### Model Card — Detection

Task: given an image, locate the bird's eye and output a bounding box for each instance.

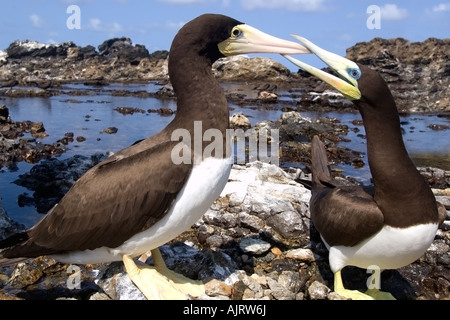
[348,68,361,80]
[232,27,242,38]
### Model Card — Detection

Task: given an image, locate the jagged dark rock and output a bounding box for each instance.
[98,37,150,62]
[6,40,76,59]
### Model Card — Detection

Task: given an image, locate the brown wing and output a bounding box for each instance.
[3,138,192,258]
[310,135,384,247]
[310,185,384,247]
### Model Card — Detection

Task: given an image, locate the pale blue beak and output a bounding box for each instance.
[283,35,362,100]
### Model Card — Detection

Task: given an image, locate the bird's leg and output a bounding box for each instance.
[122,248,205,300]
[333,270,374,300]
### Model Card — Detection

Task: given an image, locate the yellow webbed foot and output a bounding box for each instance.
[334,270,374,300]
[365,289,396,300]
[335,288,375,300]
[122,248,205,300]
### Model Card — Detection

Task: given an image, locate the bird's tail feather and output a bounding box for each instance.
[311,135,332,188]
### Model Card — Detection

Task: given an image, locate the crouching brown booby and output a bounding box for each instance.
[283,36,443,300]
[0,14,310,300]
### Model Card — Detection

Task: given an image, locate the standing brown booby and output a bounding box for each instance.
[283,36,443,300]
[0,14,309,300]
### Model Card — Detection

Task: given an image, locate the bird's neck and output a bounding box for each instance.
[169,54,229,132]
[357,99,438,226]
[359,101,413,183]
[167,53,231,162]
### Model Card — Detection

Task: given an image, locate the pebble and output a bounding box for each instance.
[285,248,316,262]
[307,281,331,300]
[239,237,271,255]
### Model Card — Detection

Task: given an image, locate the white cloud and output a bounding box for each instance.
[111,22,124,33]
[88,18,123,33]
[432,3,450,12]
[240,0,326,11]
[380,4,408,20]
[30,14,45,28]
[89,18,102,31]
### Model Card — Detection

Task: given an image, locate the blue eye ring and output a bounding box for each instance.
[348,68,361,80]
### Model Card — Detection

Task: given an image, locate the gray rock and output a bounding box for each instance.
[266,277,296,300]
[239,237,271,255]
[307,280,331,300]
[0,201,25,240]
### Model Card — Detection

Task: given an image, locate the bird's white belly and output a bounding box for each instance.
[52,156,232,264]
[326,223,439,273]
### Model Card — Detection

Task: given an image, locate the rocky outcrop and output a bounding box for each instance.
[345,37,450,113]
[347,38,450,68]
[0,37,449,113]
[98,37,149,61]
[213,56,294,82]
[0,38,169,84]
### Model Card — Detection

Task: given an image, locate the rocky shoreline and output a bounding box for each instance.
[0,37,449,300]
[0,36,449,114]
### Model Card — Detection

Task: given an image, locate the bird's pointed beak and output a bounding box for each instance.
[218,24,311,56]
[282,35,362,100]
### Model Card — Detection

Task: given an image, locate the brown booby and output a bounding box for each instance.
[283,36,442,300]
[0,14,309,299]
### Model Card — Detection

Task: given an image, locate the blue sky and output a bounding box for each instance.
[0,1,449,69]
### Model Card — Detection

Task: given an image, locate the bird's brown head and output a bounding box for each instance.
[170,14,311,65]
[283,37,398,113]
[352,64,396,110]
